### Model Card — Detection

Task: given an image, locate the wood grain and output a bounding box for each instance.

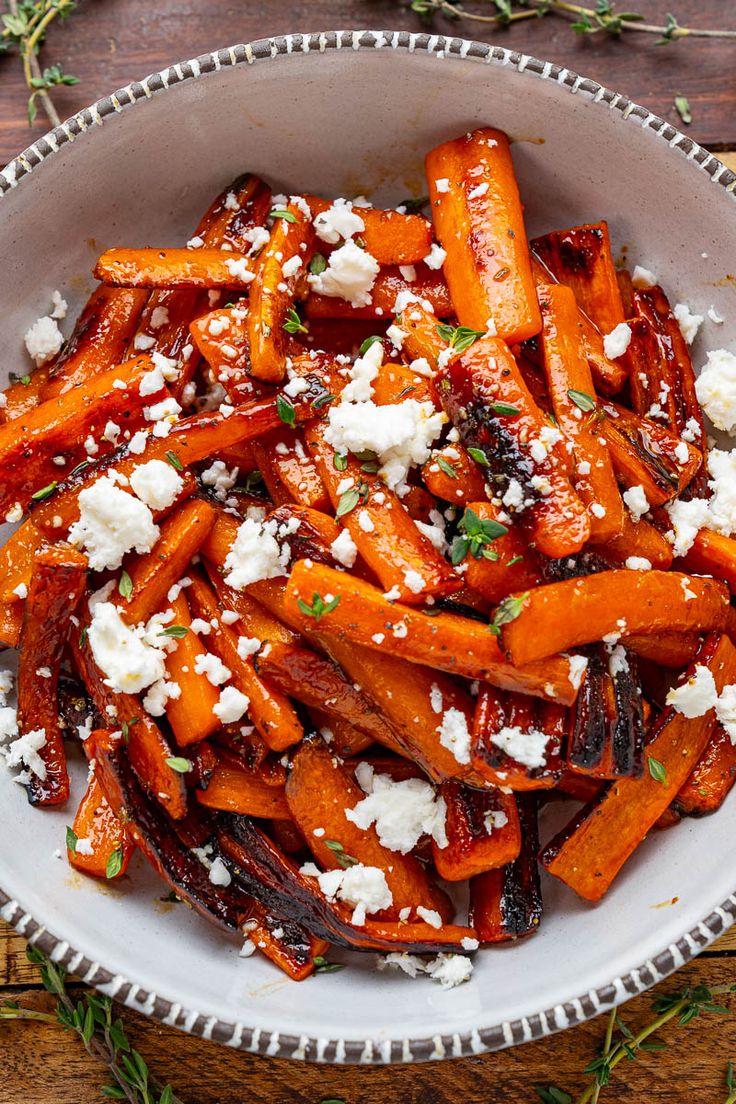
[1,0,736,166]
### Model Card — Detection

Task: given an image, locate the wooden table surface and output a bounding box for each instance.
[3,2,736,1100]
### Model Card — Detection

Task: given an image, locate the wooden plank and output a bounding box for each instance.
[0,0,735,167]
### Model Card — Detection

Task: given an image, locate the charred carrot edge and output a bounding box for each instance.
[437,335,590,559]
[538,283,625,542]
[195,173,273,254]
[624,632,702,669]
[500,570,730,667]
[599,400,702,507]
[426,127,541,343]
[244,911,328,982]
[67,775,135,879]
[41,287,150,400]
[284,558,584,704]
[592,512,674,570]
[541,633,736,901]
[566,644,644,780]
[196,760,291,819]
[305,264,452,320]
[255,637,401,748]
[94,248,256,289]
[163,592,221,746]
[531,222,626,336]
[470,684,566,791]
[530,255,627,396]
[681,530,736,596]
[431,783,521,882]
[116,499,216,626]
[675,723,736,817]
[422,445,488,505]
[286,737,453,921]
[0,520,44,603]
[469,795,542,943]
[188,570,304,752]
[460,502,542,606]
[306,197,433,265]
[249,428,330,513]
[72,633,188,819]
[17,544,88,805]
[247,200,315,382]
[305,421,462,605]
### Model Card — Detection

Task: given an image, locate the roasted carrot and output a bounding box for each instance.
[538,283,625,542]
[470,795,542,943]
[624,632,701,668]
[531,222,626,336]
[395,301,450,370]
[306,197,433,265]
[460,502,542,605]
[675,723,736,817]
[0,598,23,648]
[196,759,291,819]
[0,520,44,604]
[371,359,435,407]
[599,400,702,506]
[116,499,216,626]
[437,335,590,558]
[471,684,566,790]
[244,910,329,982]
[681,530,736,595]
[189,301,252,401]
[162,591,221,746]
[541,633,736,900]
[421,445,488,505]
[17,544,87,805]
[426,127,541,343]
[305,264,452,320]
[595,512,674,570]
[431,783,521,881]
[249,429,330,513]
[94,248,256,290]
[500,570,731,666]
[285,558,585,704]
[566,644,645,779]
[286,737,453,921]
[67,775,135,879]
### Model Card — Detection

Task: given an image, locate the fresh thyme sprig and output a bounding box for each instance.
[1,945,183,1104]
[536,981,736,1104]
[403,0,736,43]
[2,0,79,126]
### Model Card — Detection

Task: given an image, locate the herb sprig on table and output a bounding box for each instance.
[1,945,183,1104]
[401,0,736,43]
[1,0,79,126]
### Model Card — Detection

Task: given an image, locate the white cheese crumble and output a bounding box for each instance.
[665,664,718,718]
[625,556,652,571]
[345,762,447,853]
[313,198,365,244]
[223,516,289,590]
[330,528,358,568]
[208,856,232,887]
[311,862,393,926]
[194,652,231,686]
[631,265,657,288]
[129,459,183,511]
[88,603,167,694]
[325,400,446,492]
[213,685,250,724]
[490,725,549,770]
[715,684,736,744]
[695,348,736,434]
[224,256,255,283]
[68,476,159,571]
[5,727,47,780]
[603,322,632,360]
[307,239,379,308]
[622,484,650,523]
[673,302,704,345]
[437,708,471,765]
[378,952,474,990]
[665,448,736,554]
[423,243,446,270]
[24,314,64,366]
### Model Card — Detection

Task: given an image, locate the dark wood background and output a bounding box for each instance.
[3,2,736,1100]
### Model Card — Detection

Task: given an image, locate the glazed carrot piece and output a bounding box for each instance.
[203,565,300,647]
[247,200,315,382]
[0,520,44,604]
[305,264,452,320]
[371,360,435,407]
[0,599,23,647]
[286,738,453,921]
[426,127,541,342]
[17,544,87,805]
[307,709,375,757]
[94,248,256,289]
[595,512,673,570]
[531,222,626,336]
[249,429,330,512]
[431,783,521,882]
[599,400,702,506]
[566,644,645,779]
[284,559,584,704]
[470,796,542,943]
[304,421,461,605]
[306,197,433,265]
[41,287,150,400]
[437,336,590,558]
[681,530,736,595]
[67,775,135,879]
[163,592,221,746]
[460,502,542,606]
[500,570,730,666]
[675,723,736,817]
[421,444,487,505]
[116,499,216,626]
[72,633,188,819]
[193,172,273,254]
[542,633,736,900]
[471,684,566,790]
[395,301,450,370]
[187,571,304,752]
[530,254,627,396]
[0,354,167,517]
[255,637,402,751]
[245,910,329,982]
[624,632,701,669]
[2,364,54,422]
[189,301,253,402]
[538,283,625,542]
[196,759,291,819]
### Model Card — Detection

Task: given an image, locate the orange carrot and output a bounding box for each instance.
[305,264,452,320]
[460,502,542,605]
[681,530,736,596]
[249,428,330,512]
[163,592,221,746]
[68,775,135,879]
[94,248,255,289]
[421,444,488,506]
[471,684,566,790]
[431,783,521,881]
[531,222,626,335]
[196,759,291,819]
[306,197,433,265]
[599,400,702,506]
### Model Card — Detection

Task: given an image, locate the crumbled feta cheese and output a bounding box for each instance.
[24,315,63,366]
[325,399,446,491]
[345,763,447,853]
[603,322,632,360]
[715,684,736,744]
[567,654,588,689]
[357,510,374,533]
[490,725,549,769]
[213,685,250,724]
[281,255,302,279]
[666,664,718,718]
[313,198,365,244]
[129,459,183,511]
[424,953,474,989]
[74,837,94,856]
[423,243,446,270]
[88,603,166,694]
[622,484,650,523]
[200,460,239,501]
[708,305,725,325]
[223,516,288,590]
[4,726,47,779]
[208,856,232,886]
[51,290,67,320]
[224,256,255,283]
[695,349,736,433]
[403,569,425,594]
[341,339,383,402]
[625,556,652,571]
[416,906,442,928]
[631,265,657,288]
[313,862,392,926]
[12,583,27,600]
[330,528,358,568]
[434,178,450,194]
[139,366,166,397]
[665,447,736,554]
[142,678,181,716]
[307,239,379,308]
[194,652,231,686]
[236,636,261,660]
[68,476,159,571]
[674,303,704,346]
[437,708,471,765]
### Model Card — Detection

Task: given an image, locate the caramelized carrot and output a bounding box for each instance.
[681,530,736,595]
[0,520,44,604]
[595,512,674,570]
[599,400,702,506]
[68,775,135,879]
[421,445,488,505]
[196,759,291,819]
[249,429,330,512]
[471,684,566,790]
[163,592,221,746]
[307,197,433,265]
[460,502,542,605]
[675,723,736,817]
[396,301,450,370]
[189,302,252,402]
[0,598,23,647]
[431,783,521,881]
[531,222,626,335]
[305,264,452,320]
[566,644,644,779]
[95,248,255,289]
[624,632,701,668]
[426,127,541,342]
[470,796,542,943]
[372,360,435,407]
[500,570,731,666]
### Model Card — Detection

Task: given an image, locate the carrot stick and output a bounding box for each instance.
[624,632,701,668]
[500,570,730,666]
[0,602,22,648]
[594,512,674,570]
[470,684,566,790]
[284,558,585,704]
[675,723,736,817]
[541,633,736,900]
[567,643,645,779]
[116,499,216,626]
[470,795,542,943]
[305,264,452,320]
[431,783,521,881]
[599,399,702,506]
[395,301,450,369]
[460,502,542,606]
[681,530,736,595]
[531,222,626,335]
[371,360,435,407]
[162,592,221,746]
[437,335,590,558]
[249,428,330,512]
[286,737,453,921]
[67,775,135,879]
[17,544,87,805]
[421,444,488,505]
[426,127,541,343]
[0,520,44,603]
[196,759,291,819]
[307,709,375,758]
[306,197,434,265]
[538,283,625,542]
[94,248,256,289]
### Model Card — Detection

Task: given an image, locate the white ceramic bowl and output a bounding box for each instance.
[2,30,736,1064]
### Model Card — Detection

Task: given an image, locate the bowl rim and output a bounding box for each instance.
[1,27,736,1066]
